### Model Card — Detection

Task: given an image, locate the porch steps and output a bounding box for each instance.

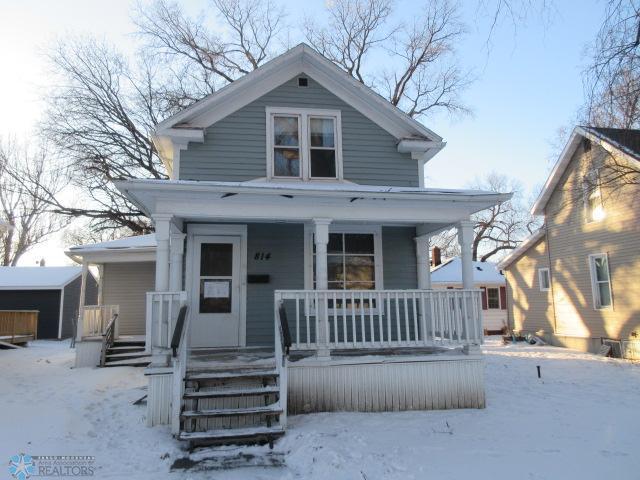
[183,385,280,399]
[103,339,149,368]
[177,425,285,443]
[178,365,285,447]
[186,369,278,381]
[181,404,283,418]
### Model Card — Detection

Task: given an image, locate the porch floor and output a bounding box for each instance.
[187,344,471,370]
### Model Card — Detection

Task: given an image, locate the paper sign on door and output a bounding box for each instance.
[203,281,230,298]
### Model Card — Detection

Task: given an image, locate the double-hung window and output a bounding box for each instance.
[538,268,550,291]
[486,287,500,309]
[583,169,604,223]
[268,108,342,181]
[588,253,613,309]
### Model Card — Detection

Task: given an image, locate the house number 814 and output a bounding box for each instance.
[254,252,271,260]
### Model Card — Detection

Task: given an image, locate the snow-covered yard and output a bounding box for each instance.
[1,338,639,480]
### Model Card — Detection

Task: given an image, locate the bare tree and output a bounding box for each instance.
[42,37,167,234]
[306,0,470,118]
[431,173,540,262]
[583,0,640,129]
[0,138,69,266]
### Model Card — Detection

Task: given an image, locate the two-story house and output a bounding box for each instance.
[498,126,640,359]
[69,44,510,446]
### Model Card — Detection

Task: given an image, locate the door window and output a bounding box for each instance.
[199,243,233,313]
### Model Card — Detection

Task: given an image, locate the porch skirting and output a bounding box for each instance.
[287,355,485,414]
[74,339,102,368]
[147,371,173,426]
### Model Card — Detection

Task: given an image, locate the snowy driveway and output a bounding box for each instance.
[1,338,639,480]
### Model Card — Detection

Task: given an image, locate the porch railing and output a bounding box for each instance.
[145,291,188,352]
[81,305,119,337]
[274,289,483,351]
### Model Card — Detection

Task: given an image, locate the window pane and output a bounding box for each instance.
[327,255,344,282]
[200,243,232,276]
[487,288,499,309]
[273,116,299,146]
[345,256,375,282]
[327,233,343,254]
[594,257,609,281]
[310,118,335,147]
[345,281,375,290]
[199,279,232,313]
[328,281,344,290]
[310,150,336,177]
[345,234,374,254]
[598,282,612,307]
[274,148,300,176]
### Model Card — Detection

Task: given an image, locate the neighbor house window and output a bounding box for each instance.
[589,253,612,309]
[486,287,500,309]
[583,170,604,222]
[538,268,550,291]
[267,107,342,180]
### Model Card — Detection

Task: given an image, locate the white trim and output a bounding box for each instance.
[185,224,248,346]
[537,267,550,291]
[57,285,65,339]
[485,286,500,310]
[303,224,384,290]
[497,229,546,269]
[532,126,640,215]
[588,253,613,310]
[266,107,343,181]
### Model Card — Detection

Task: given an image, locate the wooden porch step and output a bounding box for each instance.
[112,340,146,347]
[186,369,279,381]
[105,352,149,361]
[178,425,285,442]
[107,346,145,354]
[103,357,150,367]
[183,386,279,399]
[181,404,283,419]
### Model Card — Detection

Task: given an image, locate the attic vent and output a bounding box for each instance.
[298,77,308,87]
[583,138,592,152]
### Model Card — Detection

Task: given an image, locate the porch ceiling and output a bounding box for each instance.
[114,179,511,229]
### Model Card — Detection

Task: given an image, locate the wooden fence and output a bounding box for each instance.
[0,310,38,344]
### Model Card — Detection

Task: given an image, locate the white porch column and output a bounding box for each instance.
[76,261,89,341]
[153,214,172,292]
[458,220,475,290]
[415,235,431,289]
[313,218,332,357]
[96,264,104,305]
[169,232,185,291]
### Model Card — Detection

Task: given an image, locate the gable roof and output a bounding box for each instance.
[430,257,505,284]
[532,126,640,215]
[496,228,545,269]
[153,43,445,175]
[0,266,82,290]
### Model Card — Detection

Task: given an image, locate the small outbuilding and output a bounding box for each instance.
[0,266,98,339]
[431,254,507,334]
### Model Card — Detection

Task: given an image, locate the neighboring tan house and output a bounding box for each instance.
[430,254,507,333]
[70,43,510,445]
[499,126,640,359]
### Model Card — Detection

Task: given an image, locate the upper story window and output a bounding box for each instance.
[538,268,550,291]
[267,107,342,181]
[583,169,604,223]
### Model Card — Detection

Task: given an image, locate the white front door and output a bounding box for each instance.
[190,235,242,348]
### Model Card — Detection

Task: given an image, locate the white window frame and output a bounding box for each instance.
[486,287,500,310]
[266,107,343,181]
[588,253,613,310]
[538,268,550,291]
[304,224,383,315]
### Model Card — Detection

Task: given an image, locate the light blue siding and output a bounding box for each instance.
[243,224,417,346]
[180,76,419,186]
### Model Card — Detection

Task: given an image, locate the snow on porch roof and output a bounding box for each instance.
[67,234,157,254]
[0,266,82,290]
[430,257,504,285]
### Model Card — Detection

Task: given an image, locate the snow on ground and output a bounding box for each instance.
[1,338,639,479]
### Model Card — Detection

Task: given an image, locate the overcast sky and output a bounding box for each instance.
[0,0,605,265]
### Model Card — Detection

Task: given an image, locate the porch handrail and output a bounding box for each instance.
[99,313,119,367]
[275,289,483,352]
[170,305,190,436]
[145,291,188,353]
[81,305,119,338]
[274,293,290,429]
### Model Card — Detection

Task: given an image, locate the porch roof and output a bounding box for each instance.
[114,179,511,231]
